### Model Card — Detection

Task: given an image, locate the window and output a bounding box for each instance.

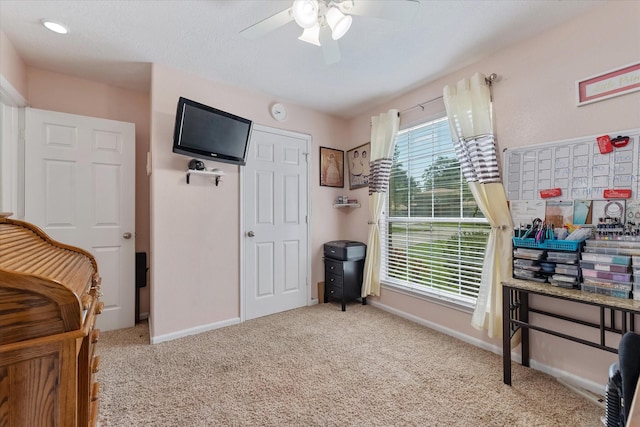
[381,116,490,304]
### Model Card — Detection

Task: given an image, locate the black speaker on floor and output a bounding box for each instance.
[136,252,148,288]
[135,252,148,324]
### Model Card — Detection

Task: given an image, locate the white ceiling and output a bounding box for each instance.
[0,0,603,118]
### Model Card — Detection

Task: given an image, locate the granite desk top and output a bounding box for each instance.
[502,278,640,312]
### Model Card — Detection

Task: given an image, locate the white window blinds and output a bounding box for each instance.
[381,117,490,301]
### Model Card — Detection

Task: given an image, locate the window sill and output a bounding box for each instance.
[381,280,476,315]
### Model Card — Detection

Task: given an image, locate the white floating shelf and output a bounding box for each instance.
[333,203,361,208]
[186,169,224,186]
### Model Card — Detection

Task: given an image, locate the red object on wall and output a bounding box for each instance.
[603,189,632,199]
[597,135,613,154]
[540,188,562,198]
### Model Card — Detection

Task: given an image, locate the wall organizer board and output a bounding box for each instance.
[504,128,640,226]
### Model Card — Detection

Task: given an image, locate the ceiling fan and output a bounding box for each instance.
[240,0,420,65]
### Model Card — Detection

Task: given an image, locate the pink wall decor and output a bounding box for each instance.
[577,62,640,106]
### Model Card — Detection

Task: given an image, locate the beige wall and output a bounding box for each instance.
[0,31,27,98]
[149,64,350,339]
[345,1,640,389]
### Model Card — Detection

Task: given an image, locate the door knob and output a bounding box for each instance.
[123,232,132,239]
[247,231,255,237]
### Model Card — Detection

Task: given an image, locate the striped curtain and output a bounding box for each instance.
[368,158,393,195]
[362,109,400,297]
[454,134,500,184]
[443,73,513,339]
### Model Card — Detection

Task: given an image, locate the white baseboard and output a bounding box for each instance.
[529,359,606,398]
[139,311,149,321]
[369,299,606,397]
[150,317,240,345]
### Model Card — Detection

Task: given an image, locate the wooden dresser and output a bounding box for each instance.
[0,213,103,427]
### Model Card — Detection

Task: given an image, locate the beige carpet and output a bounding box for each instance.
[98,302,604,426]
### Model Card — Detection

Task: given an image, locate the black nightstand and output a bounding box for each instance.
[323,240,366,311]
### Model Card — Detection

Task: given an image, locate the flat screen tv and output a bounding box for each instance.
[173,97,253,166]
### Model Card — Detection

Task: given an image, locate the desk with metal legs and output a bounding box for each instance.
[502,279,640,386]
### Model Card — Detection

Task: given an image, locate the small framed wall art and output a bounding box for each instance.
[319,146,344,188]
[346,142,371,190]
[576,62,640,106]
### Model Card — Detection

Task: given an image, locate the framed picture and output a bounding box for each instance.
[576,61,640,106]
[319,147,344,188]
[347,142,370,190]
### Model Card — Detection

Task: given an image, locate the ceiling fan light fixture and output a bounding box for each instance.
[298,24,321,46]
[292,0,319,29]
[325,7,352,40]
[336,0,355,13]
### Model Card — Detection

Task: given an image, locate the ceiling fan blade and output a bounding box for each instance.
[340,0,420,21]
[319,26,341,65]
[240,7,294,39]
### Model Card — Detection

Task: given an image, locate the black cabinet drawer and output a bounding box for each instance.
[325,271,343,288]
[325,282,343,299]
[323,256,364,311]
[324,258,343,275]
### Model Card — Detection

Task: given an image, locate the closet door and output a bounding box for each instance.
[243,125,310,320]
[25,107,136,331]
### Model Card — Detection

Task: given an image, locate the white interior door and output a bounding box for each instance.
[24,107,135,331]
[243,125,310,320]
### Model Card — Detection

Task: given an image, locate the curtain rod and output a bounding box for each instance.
[398,95,443,115]
[398,73,498,116]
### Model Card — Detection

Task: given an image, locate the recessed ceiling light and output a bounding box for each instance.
[42,20,69,34]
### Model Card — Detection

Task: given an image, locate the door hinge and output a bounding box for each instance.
[302,152,309,163]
